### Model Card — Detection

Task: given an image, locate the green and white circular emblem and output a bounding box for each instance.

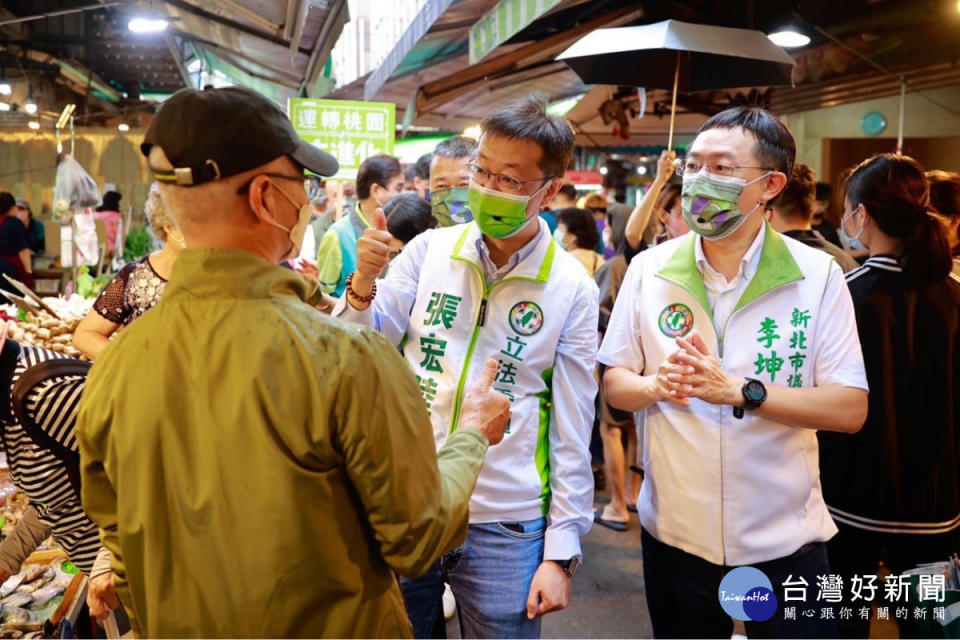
[509,301,544,336]
[658,303,694,338]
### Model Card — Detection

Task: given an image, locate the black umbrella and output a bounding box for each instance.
[558,19,796,148]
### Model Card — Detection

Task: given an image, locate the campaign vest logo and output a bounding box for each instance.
[718,566,778,622]
[658,303,694,338]
[509,301,544,336]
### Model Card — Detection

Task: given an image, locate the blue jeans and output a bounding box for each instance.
[400,517,546,639]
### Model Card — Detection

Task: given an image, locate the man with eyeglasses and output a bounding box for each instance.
[75,86,512,638]
[317,154,405,296]
[337,95,597,639]
[599,106,869,638]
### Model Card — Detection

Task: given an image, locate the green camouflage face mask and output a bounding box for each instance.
[681,171,769,240]
[431,187,471,227]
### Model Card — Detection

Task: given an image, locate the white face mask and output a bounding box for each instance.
[268,179,314,261]
[841,206,864,241]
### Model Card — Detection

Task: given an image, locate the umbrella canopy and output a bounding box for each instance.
[559,19,796,148]
[557,19,797,92]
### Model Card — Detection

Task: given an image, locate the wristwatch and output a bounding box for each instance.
[553,557,580,577]
[733,378,767,419]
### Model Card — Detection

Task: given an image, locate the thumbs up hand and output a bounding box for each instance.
[350,207,394,308]
[459,359,512,445]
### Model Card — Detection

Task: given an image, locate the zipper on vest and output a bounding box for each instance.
[714,281,796,564]
[449,287,491,433]
[718,392,727,565]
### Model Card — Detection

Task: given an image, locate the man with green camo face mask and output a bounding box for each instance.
[597,106,870,640]
[338,95,601,640]
[429,136,477,226]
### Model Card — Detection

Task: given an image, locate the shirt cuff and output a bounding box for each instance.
[90,546,113,578]
[543,525,583,562]
[333,294,372,324]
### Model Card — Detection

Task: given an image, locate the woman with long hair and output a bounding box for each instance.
[820,153,960,638]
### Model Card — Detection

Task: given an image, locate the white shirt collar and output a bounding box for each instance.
[694,224,766,285]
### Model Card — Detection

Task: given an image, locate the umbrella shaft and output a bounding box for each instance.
[668,54,681,149]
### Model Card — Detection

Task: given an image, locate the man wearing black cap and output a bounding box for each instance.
[75,86,511,638]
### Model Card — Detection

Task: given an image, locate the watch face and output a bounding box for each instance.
[745,380,765,401]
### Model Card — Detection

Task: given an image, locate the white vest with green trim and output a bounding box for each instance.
[404,221,588,524]
[633,225,840,566]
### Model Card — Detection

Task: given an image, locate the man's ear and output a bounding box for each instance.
[539,180,564,210]
[246,175,278,224]
[760,171,788,205]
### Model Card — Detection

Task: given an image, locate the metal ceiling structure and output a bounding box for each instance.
[0,0,348,125]
[329,0,960,147]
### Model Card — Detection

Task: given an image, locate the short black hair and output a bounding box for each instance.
[97,190,122,212]
[557,183,578,201]
[698,106,796,177]
[385,192,438,244]
[0,192,15,216]
[434,136,477,159]
[404,165,417,182]
[413,154,431,180]
[556,207,599,250]
[814,181,832,202]
[480,93,574,179]
[357,154,402,199]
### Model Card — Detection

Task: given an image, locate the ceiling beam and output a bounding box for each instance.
[159,0,312,54]
[300,0,348,95]
[170,29,302,82]
[204,0,282,35]
[283,0,297,39]
[416,4,643,116]
[165,34,193,89]
[0,1,122,28]
[288,0,310,67]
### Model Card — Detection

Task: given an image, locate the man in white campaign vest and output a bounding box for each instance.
[599,106,869,639]
[337,95,597,639]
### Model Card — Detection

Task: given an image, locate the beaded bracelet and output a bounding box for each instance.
[346,272,377,303]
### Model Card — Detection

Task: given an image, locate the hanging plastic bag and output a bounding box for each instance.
[60,212,98,268]
[52,154,101,222]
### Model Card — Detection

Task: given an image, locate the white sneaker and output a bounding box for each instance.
[442,583,456,621]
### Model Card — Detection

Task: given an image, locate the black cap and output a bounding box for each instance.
[141,86,338,186]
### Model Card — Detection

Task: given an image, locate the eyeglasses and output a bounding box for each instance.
[467,163,551,193]
[237,173,323,200]
[674,158,772,178]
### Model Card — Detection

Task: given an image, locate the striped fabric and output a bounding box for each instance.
[1,347,99,573]
[844,255,903,283]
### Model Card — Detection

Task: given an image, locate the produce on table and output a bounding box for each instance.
[2,295,93,360]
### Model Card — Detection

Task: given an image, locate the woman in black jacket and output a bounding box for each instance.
[820,153,959,637]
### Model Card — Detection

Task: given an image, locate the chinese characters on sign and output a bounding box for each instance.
[779,574,947,623]
[287,98,396,181]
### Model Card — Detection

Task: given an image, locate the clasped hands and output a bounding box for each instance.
[653,331,745,408]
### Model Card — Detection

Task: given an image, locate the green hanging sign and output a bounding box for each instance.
[288,98,396,181]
